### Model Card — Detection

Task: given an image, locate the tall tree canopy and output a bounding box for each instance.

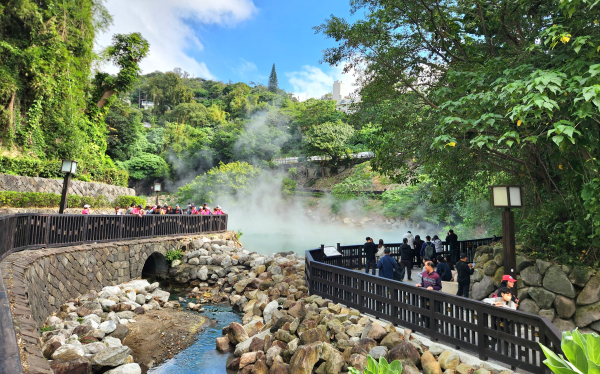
[317,0,600,260]
[268,64,279,92]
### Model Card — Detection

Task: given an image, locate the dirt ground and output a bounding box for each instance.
[123,309,210,373]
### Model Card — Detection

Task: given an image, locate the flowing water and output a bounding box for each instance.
[148,303,240,374]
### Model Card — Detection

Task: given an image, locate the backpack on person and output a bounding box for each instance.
[424,243,435,259]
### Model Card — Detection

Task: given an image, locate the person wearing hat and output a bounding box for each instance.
[455,252,474,298]
[174,204,183,214]
[363,237,378,275]
[483,287,517,310]
[82,204,91,215]
[492,275,519,307]
[213,206,224,215]
[187,202,193,215]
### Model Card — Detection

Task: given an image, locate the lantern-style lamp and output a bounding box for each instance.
[59,160,78,214]
[490,185,523,291]
[154,182,162,205]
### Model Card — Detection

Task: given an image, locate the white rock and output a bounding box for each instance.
[146,282,160,292]
[263,301,279,324]
[197,266,209,281]
[99,321,117,334]
[82,320,100,330]
[84,342,108,355]
[151,290,170,303]
[126,291,136,302]
[188,258,200,265]
[106,312,120,324]
[82,314,102,325]
[66,335,82,346]
[102,286,123,296]
[101,299,116,311]
[103,336,123,348]
[45,316,62,326]
[104,363,142,374]
[121,279,150,290]
[135,294,146,305]
[51,344,85,360]
[171,259,182,267]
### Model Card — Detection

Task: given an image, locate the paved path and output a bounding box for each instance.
[368,266,459,295]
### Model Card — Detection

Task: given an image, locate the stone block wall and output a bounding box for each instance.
[0,173,135,202]
[469,245,600,333]
[0,231,234,374]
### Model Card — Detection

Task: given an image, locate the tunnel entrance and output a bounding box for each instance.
[142,252,167,280]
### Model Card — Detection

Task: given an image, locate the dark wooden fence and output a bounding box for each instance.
[305,242,562,374]
[0,213,228,262]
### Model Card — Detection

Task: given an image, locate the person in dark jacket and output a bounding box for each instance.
[445,229,459,265]
[174,204,183,214]
[416,261,442,290]
[455,253,474,298]
[377,247,398,279]
[436,255,452,281]
[399,238,413,281]
[413,235,424,268]
[363,237,378,275]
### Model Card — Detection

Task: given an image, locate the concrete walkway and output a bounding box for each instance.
[368,266,459,295]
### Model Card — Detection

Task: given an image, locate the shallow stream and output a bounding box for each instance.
[148,302,240,374]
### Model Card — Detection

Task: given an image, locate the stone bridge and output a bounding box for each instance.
[0,231,235,374]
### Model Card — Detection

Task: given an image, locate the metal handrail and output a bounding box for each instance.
[0,213,228,262]
[305,243,561,374]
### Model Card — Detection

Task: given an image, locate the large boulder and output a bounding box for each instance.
[574,301,600,328]
[471,277,496,300]
[535,260,552,275]
[216,337,231,352]
[483,260,498,277]
[108,324,130,340]
[380,332,404,349]
[553,318,576,332]
[518,299,540,315]
[577,272,600,305]
[554,295,577,319]
[228,322,250,345]
[263,301,279,324]
[300,328,329,345]
[289,342,322,374]
[348,354,368,372]
[369,346,388,360]
[528,287,556,310]
[387,342,420,367]
[366,323,387,341]
[438,351,460,370]
[568,267,594,287]
[520,266,542,287]
[543,265,575,298]
[351,338,377,356]
[539,309,556,322]
[91,346,131,369]
[50,358,92,374]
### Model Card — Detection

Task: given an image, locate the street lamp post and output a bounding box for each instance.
[154,182,161,206]
[59,160,78,214]
[491,185,522,287]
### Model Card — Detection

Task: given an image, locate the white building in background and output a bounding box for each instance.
[140,100,154,110]
[333,80,360,113]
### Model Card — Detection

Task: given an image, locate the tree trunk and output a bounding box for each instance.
[96,89,116,109]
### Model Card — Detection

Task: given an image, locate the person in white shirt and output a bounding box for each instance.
[483,287,517,310]
[402,231,414,249]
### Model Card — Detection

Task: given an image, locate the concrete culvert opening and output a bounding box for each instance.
[142,252,167,280]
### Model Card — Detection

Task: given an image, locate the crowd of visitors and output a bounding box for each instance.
[364,230,518,309]
[82,202,226,216]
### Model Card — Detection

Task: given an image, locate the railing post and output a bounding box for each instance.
[44,214,51,248]
[476,307,488,361]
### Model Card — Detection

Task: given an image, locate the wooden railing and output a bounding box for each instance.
[0,213,228,262]
[305,243,562,374]
[317,237,499,268]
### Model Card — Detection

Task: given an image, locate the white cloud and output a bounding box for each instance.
[286,64,360,101]
[96,0,258,79]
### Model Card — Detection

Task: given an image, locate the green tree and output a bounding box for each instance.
[303,120,354,176]
[166,102,209,127]
[147,72,194,115]
[105,101,145,161]
[177,161,261,203]
[117,153,169,181]
[268,64,279,93]
[317,0,600,261]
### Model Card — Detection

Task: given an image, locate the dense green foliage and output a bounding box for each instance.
[0,191,142,208]
[540,329,600,374]
[165,249,183,264]
[178,161,261,204]
[0,0,148,185]
[0,156,128,186]
[268,64,279,93]
[318,0,600,262]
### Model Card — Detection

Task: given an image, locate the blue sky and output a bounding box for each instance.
[97,0,361,99]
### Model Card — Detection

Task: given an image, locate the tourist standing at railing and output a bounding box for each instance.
[483,287,517,310]
[399,238,413,281]
[436,255,453,281]
[213,206,224,215]
[363,237,377,275]
[174,205,183,214]
[455,253,474,298]
[187,202,193,215]
[413,235,424,268]
[376,239,385,260]
[82,204,91,214]
[445,229,459,265]
[377,247,398,279]
[402,231,414,249]
[432,235,443,258]
[416,261,442,290]
[115,206,123,215]
[491,275,519,308]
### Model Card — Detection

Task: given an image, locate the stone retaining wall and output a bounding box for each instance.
[0,231,235,374]
[0,173,135,201]
[469,245,600,333]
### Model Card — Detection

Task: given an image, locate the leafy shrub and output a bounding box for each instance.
[40,326,52,333]
[0,156,128,187]
[235,229,243,240]
[0,191,144,209]
[113,195,147,209]
[288,167,298,178]
[349,355,402,374]
[117,153,169,181]
[540,329,600,374]
[165,249,183,264]
[282,177,297,199]
[332,163,373,201]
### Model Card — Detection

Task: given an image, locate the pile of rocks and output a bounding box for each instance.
[215,253,510,374]
[469,245,600,333]
[38,279,174,374]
